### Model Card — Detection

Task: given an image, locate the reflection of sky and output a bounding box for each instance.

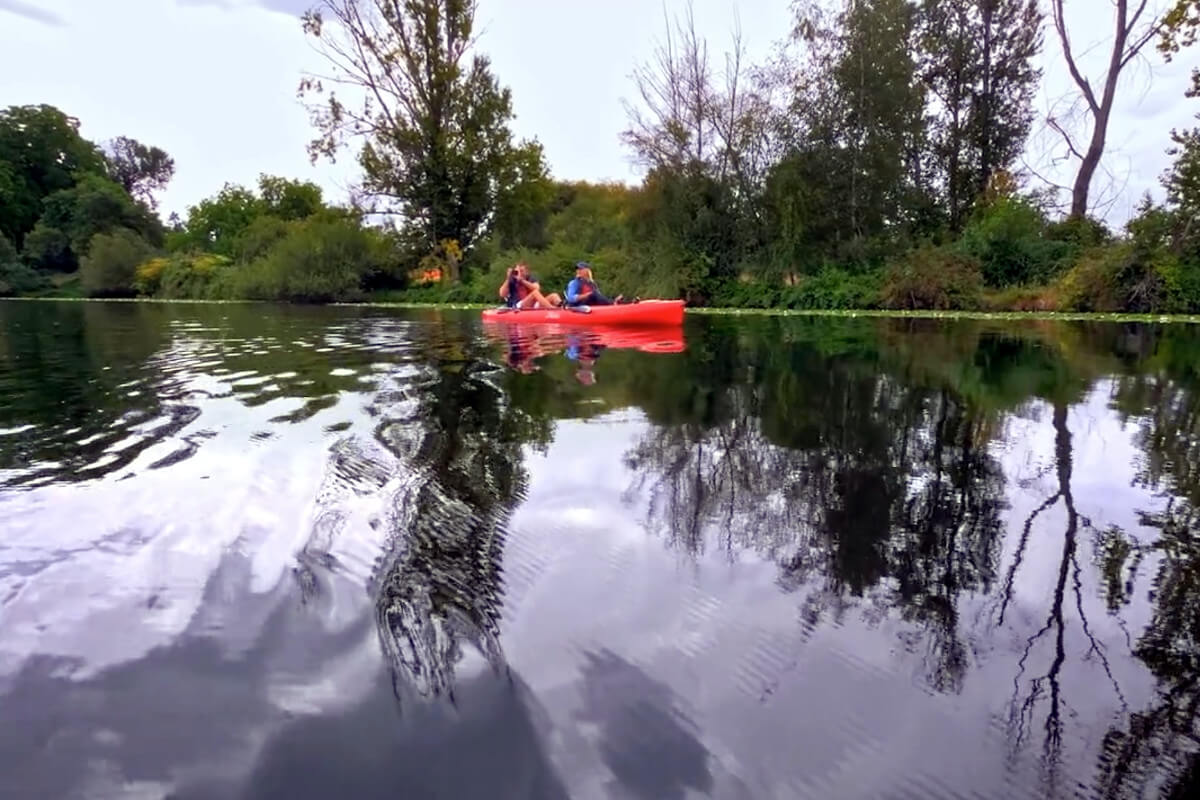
[996,383,1166,639]
[499,398,1171,797]
[0,344,412,682]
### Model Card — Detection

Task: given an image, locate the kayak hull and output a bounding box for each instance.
[482,321,686,354]
[480,299,685,326]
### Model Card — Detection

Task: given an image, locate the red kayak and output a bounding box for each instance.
[480,299,685,327]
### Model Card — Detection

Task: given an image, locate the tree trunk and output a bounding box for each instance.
[1071,105,1112,218]
[1052,0,1160,219]
[979,1,994,194]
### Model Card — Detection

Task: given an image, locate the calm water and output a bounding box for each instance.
[1,300,1198,799]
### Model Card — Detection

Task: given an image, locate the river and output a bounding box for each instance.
[0,300,1197,799]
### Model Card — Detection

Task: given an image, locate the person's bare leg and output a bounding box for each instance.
[520,290,559,310]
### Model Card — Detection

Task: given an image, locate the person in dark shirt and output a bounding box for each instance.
[499,263,562,309]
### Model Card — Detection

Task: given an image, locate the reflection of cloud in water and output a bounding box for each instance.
[574,649,713,800]
[229,667,569,800]
[0,540,569,800]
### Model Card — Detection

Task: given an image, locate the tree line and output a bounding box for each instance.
[2,0,1199,311]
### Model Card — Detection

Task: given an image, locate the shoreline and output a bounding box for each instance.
[6,296,1200,324]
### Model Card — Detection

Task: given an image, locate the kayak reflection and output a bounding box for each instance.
[485,323,685,382]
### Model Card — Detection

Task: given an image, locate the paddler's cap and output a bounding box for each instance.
[575,261,590,271]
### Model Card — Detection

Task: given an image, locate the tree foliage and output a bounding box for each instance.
[0,105,107,247]
[298,0,551,270]
[1160,0,1200,57]
[80,228,156,297]
[103,136,175,209]
[920,0,1043,230]
[170,175,328,256]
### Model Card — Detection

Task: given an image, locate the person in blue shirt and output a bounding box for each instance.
[565,262,629,307]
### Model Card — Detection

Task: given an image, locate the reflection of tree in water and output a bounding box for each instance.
[1086,339,1200,798]
[623,319,1008,693]
[361,334,552,705]
[996,401,1127,792]
[1091,498,1200,799]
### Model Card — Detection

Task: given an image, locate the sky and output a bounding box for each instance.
[0,0,1197,225]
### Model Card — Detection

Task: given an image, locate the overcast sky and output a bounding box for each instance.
[1,0,1196,225]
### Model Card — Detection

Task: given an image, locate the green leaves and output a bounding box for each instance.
[1160,0,1199,60]
[0,104,108,247]
[80,228,156,298]
[102,136,175,209]
[300,1,546,265]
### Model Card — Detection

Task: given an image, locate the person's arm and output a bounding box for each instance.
[499,270,514,300]
[566,278,583,304]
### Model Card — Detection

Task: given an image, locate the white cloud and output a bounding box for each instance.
[0,0,356,220]
[0,0,65,26]
[0,0,1196,225]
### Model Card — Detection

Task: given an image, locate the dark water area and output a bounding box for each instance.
[1,299,1199,799]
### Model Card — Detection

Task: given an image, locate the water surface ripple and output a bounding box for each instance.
[0,300,1198,799]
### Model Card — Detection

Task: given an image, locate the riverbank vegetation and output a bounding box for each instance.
[2,0,1199,312]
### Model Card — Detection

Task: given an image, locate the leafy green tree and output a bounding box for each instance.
[1164,73,1200,219]
[0,232,47,295]
[79,228,155,297]
[0,104,107,247]
[22,174,163,272]
[299,0,550,271]
[42,174,163,252]
[236,217,384,303]
[172,183,264,256]
[621,4,773,288]
[103,136,175,209]
[959,193,1065,286]
[827,0,928,239]
[490,141,556,250]
[257,174,324,221]
[1163,71,1200,263]
[920,0,1042,230]
[21,223,74,272]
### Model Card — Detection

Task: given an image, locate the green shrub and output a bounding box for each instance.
[22,223,74,272]
[708,280,780,309]
[0,261,48,296]
[1057,244,1195,313]
[153,253,234,299]
[234,217,382,303]
[1045,215,1111,250]
[1,233,50,296]
[783,267,881,309]
[0,233,16,265]
[983,285,1060,312]
[958,196,1066,287]
[80,229,156,297]
[880,245,983,310]
[234,215,291,262]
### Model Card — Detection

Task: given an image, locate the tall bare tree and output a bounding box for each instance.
[1049,0,1168,219]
